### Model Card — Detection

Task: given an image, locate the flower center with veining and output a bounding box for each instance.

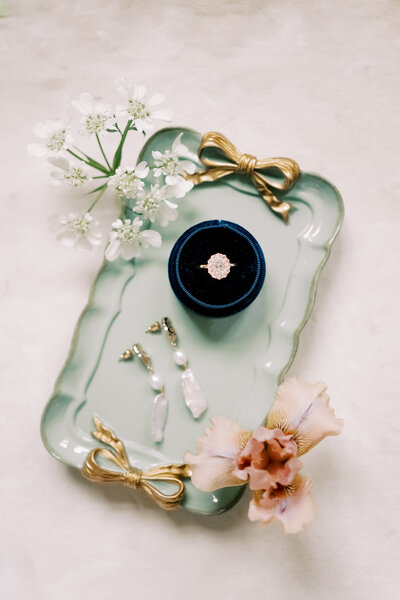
[127,99,151,120]
[85,113,109,135]
[47,129,67,152]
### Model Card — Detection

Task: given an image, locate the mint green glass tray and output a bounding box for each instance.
[41,127,344,514]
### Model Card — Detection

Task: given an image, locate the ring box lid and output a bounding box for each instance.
[168,219,266,317]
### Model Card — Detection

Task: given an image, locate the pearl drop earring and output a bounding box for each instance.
[147,317,207,419]
[120,343,168,443]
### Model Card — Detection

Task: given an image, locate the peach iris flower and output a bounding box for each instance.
[184,378,343,534]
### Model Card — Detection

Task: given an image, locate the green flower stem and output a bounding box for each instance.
[67,148,90,163]
[96,134,112,171]
[87,184,107,213]
[112,120,132,171]
[67,148,109,174]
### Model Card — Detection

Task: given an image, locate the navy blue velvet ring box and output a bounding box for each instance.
[168,220,266,317]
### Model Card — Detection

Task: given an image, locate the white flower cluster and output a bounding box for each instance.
[134,184,178,227]
[49,213,102,250]
[107,162,148,201]
[27,78,198,263]
[105,217,161,261]
[49,157,91,189]
[115,78,173,134]
[27,119,73,158]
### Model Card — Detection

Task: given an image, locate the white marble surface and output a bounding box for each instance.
[1,1,399,598]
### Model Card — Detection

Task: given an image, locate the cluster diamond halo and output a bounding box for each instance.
[201,253,235,280]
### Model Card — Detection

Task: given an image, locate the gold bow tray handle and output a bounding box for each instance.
[82,417,191,510]
[184,131,301,223]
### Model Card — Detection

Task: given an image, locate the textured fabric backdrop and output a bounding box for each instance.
[1,1,399,599]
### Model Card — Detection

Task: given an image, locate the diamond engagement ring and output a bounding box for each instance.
[200,253,236,280]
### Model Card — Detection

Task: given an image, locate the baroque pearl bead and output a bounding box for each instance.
[181,368,207,419]
[149,373,163,391]
[173,349,187,366]
[151,393,168,443]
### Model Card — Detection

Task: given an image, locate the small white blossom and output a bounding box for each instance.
[116,78,173,133]
[152,133,196,197]
[49,212,102,250]
[105,217,161,261]
[27,119,73,157]
[107,162,149,201]
[71,92,113,136]
[134,184,178,227]
[48,156,91,190]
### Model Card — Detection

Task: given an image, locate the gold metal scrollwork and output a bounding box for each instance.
[184,131,301,223]
[81,417,191,510]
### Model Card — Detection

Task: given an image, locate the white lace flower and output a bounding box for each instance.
[107,162,149,201]
[48,157,91,189]
[49,212,102,250]
[116,78,173,133]
[105,217,162,261]
[134,184,178,227]
[27,119,73,157]
[152,133,196,197]
[71,92,113,136]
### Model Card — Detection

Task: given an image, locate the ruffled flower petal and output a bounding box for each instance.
[134,161,149,179]
[105,240,121,262]
[248,475,315,534]
[170,133,198,162]
[134,85,147,100]
[184,416,252,492]
[140,229,162,248]
[172,132,185,154]
[180,159,196,174]
[267,378,343,455]
[233,427,303,491]
[166,178,194,198]
[164,175,179,186]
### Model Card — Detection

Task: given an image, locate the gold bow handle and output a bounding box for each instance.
[81,417,191,510]
[185,131,301,223]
